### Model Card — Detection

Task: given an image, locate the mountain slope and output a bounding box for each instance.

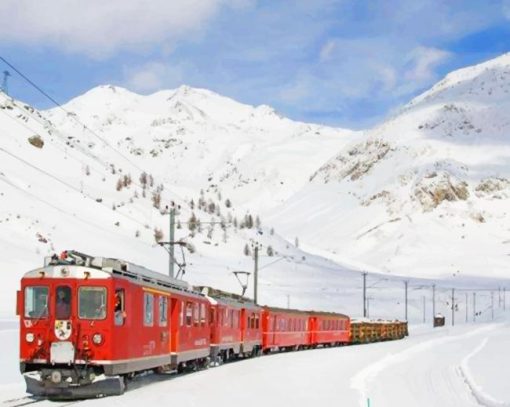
[268,53,510,279]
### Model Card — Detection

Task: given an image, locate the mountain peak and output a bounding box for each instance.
[407,52,510,109]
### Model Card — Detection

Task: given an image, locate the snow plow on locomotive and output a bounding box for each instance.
[17,251,408,399]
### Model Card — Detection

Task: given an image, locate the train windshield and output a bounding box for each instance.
[24,286,48,318]
[78,287,107,320]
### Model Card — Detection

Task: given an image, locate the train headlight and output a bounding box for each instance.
[50,370,62,384]
[92,333,103,345]
[25,333,34,343]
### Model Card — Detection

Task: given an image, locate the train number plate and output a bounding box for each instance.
[50,341,75,364]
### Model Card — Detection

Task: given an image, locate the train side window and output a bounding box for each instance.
[114,289,125,326]
[210,308,215,325]
[180,302,184,327]
[144,292,154,326]
[224,308,229,327]
[159,296,168,327]
[200,303,206,327]
[255,315,259,329]
[193,303,199,327]
[185,302,193,327]
[25,286,48,318]
[229,309,234,328]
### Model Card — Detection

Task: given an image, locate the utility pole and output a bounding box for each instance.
[422,296,426,323]
[404,281,408,321]
[253,245,259,305]
[473,292,476,322]
[451,288,455,326]
[491,291,494,320]
[504,288,506,311]
[363,272,367,318]
[432,284,436,325]
[169,207,176,278]
[465,292,468,323]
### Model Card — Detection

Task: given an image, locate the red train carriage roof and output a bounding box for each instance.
[263,305,349,319]
[196,286,260,310]
[22,250,205,299]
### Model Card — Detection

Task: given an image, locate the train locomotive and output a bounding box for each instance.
[17,251,408,399]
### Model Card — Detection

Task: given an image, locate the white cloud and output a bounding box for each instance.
[404,46,452,82]
[503,0,510,19]
[123,62,190,93]
[0,0,239,58]
[319,40,336,62]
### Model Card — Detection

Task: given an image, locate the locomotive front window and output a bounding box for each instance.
[24,286,48,318]
[78,287,107,320]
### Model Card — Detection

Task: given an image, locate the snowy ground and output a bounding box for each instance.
[1,316,508,407]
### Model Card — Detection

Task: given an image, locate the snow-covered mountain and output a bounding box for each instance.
[46,85,355,211]
[269,53,510,279]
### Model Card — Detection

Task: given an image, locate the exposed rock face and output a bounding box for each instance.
[28,135,44,148]
[475,177,510,199]
[414,171,469,211]
[310,139,391,183]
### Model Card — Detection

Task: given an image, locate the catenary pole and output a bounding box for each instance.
[451,288,455,326]
[404,281,408,321]
[473,292,476,322]
[254,245,259,305]
[432,284,436,325]
[169,207,175,278]
[363,272,367,318]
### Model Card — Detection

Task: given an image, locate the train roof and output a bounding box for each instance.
[196,286,260,310]
[262,305,349,319]
[23,250,203,297]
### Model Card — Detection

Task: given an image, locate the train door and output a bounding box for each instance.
[112,283,129,359]
[170,298,181,353]
[52,281,76,344]
[156,294,170,354]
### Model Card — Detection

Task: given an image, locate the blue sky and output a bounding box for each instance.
[0,0,509,129]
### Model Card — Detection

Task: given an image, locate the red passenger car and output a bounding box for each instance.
[200,287,262,363]
[17,251,210,398]
[310,312,350,346]
[261,307,310,352]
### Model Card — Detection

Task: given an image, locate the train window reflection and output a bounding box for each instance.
[79,287,107,320]
[25,286,48,318]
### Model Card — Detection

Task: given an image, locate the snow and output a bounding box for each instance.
[1,319,508,406]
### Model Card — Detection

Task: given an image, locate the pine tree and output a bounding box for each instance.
[152,192,161,209]
[266,246,274,256]
[153,228,164,242]
[295,237,299,248]
[139,172,148,188]
[116,178,123,191]
[243,243,251,257]
[225,198,232,208]
[255,215,261,228]
[188,213,198,232]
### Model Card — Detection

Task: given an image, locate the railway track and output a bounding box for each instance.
[2,396,83,407]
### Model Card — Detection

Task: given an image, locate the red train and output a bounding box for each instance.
[16,251,407,399]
